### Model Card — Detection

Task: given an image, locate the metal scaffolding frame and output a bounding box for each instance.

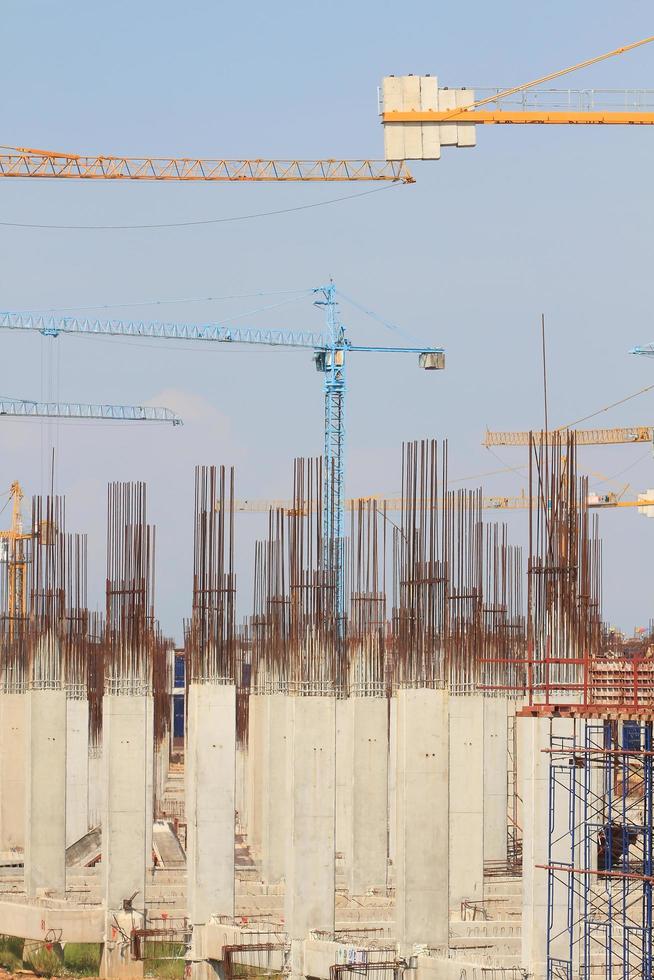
[545,721,653,979]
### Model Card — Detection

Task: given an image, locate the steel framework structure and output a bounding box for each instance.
[545,722,653,979]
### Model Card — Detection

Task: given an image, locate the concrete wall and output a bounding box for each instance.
[186,683,236,925]
[66,697,89,847]
[102,694,153,912]
[449,695,484,907]
[25,689,67,897]
[285,695,336,940]
[0,692,26,851]
[395,687,449,947]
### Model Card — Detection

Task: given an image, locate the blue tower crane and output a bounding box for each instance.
[0,285,444,622]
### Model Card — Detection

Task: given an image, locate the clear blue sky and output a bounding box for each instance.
[1,1,654,638]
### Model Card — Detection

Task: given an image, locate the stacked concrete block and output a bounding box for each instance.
[382,75,476,160]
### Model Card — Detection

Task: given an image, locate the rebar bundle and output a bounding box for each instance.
[27,495,67,689]
[287,457,339,694]
[527,431,603,703]
[105,481,155,695]
[85,612,105,747]
[64,533,89,700]
[480,524,526,695]
[251,508,289,693]
[186,465,236,684]
[347,498,387,697]
[392,440,448,688]
[444,486,484,692]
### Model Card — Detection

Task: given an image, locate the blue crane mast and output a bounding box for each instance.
[0,285,444,623]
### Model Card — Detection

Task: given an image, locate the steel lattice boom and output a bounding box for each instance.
[0,400,182,424]
[483,426,654,446]
[0,150,414,183]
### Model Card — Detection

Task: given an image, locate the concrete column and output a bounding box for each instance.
[335,697,353,879]
[186,683,236,925]
[102,694,152,912]
[154,731,170,818]
[449,694,484,908]
[285,695,336,942]
[261,694,289,884]
[236,741,248,835]
[395,688,449,948]
[246,693,265,860]
[88,741,103,830]
[483,697,508,866]
[520,716,577,980]
[25,689,67,897]
[145,697,154,869]
[66,697,89,847]
[387,695,397,872]
[0,692,26,851]
[348,696,388,895]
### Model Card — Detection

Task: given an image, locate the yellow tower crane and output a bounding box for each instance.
[0,38,652,182]
[0,482,31,630]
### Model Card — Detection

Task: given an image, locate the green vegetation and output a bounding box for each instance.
[0,934,23,973]
[23,939,64,977]
[143,940,186,979]
[63,942,103,975]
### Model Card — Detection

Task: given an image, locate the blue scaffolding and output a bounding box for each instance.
[546,721,654,979]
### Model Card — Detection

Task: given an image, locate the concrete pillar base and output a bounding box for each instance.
[101,911,145,980]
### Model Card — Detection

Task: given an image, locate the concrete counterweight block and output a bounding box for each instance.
[25,689,67,898]
[285,695,336,946]
[395,687,449,948]
[0,691,26,851]
[186,683,236,926]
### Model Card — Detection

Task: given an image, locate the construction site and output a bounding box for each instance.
[2,17,654,980]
